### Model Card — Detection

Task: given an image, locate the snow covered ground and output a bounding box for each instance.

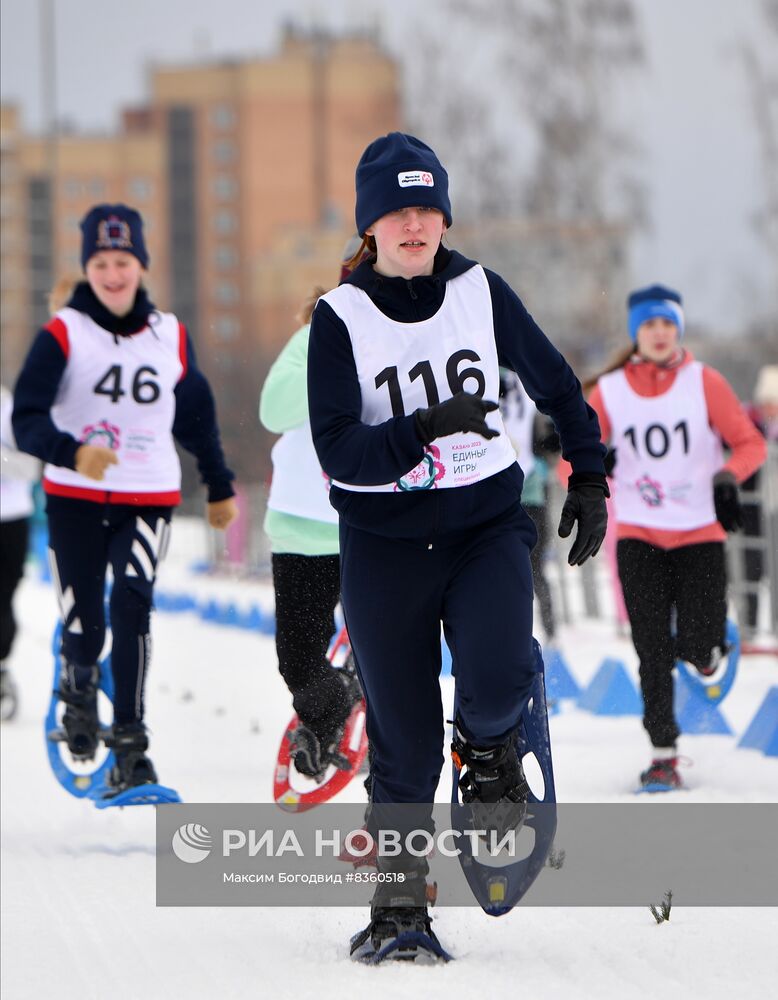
[2,520,777,999]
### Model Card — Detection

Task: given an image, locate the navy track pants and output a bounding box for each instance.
[340,506,540,805]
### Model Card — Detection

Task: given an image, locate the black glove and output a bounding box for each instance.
[558,484,609,566]
[415,392,500,445]
[603,447,617,477]
[713,470,743,532]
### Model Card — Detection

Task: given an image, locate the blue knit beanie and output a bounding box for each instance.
[627,284,684,341]
[80,203,149,269]
[355,132,452,236]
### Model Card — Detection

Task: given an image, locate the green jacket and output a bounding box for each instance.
[259,324,339,556]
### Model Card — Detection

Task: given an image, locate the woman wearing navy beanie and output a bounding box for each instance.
[308,133,609,957]
[12,203,237,794]
[585,284,766,790]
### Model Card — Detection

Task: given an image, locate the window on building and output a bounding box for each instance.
[210,104,236,130]
[63,179,82,199]
[214,211,237,235]
[89,178,106,197]
[214,316,240,341]
[212,175,237,200]
[215,282,239,305]
[212,140,236,164]
[128,177,152,200]
[215,246,238,269]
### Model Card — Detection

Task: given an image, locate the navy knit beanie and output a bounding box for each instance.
[80,203,149,269]
[355,132,452,236]
[627,284,684,341]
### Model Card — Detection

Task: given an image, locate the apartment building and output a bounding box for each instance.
[0,28,400,481]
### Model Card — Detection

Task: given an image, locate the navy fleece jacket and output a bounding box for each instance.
[307,247,605,540]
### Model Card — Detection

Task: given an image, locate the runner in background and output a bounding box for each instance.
[585,284,766,790]
[259,237,365,781]
[0,384,41,720]
[12,203,237,792]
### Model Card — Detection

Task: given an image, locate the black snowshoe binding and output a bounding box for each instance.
[350,859,451,964]
[289,723,349,780]
[103,723,158,793]
[452,728,530,840]
[291,663,363,781]
[58,665,100,761]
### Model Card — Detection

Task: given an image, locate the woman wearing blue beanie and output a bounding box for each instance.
[308,132,609,958]
[12,203,238,796]
[585,284,766,791]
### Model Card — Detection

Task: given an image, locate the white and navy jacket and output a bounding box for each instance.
[12,283,234,507]
[308,247,606,540]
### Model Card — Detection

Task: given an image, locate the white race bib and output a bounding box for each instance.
[599,362,722,530]
[321,266,516,492]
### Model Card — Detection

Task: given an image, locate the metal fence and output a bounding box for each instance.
[725,441,778,640]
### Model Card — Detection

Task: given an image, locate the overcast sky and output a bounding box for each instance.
[1,0,775,335]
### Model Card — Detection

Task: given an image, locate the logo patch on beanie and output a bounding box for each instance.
[398,170,434,188]
[96,217,133,251]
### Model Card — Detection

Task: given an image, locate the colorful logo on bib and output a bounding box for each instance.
[395,446,446,491]
[636,474,664,508]
[81,419,121,450]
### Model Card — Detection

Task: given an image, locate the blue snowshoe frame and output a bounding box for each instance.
[675,618,740,707]
[46,618,181,807]
[45,620,115,798]
[451,641,557,916]
[351,928,453,964]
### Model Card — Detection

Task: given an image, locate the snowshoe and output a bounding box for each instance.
[45,615,179,806]
[274,626,368,812]
[350,858,450,964]
[675,619,740,706]
[638,756,683,793]
[102,723,157,791]
[45,635,114,798]
[350,907,451,964]
[93,722,181,808]
[451,650,557,916]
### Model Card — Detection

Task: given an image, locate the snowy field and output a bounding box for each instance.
[2,519,777,1000]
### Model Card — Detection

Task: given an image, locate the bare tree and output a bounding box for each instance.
[406,0,647,229]
[402,0,648,356]
[741,0,778,298]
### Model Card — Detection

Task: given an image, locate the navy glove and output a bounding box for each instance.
[558,484,609,566]
[603,447,617,477]
[415,392,500,445]
[713,470,743,532]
